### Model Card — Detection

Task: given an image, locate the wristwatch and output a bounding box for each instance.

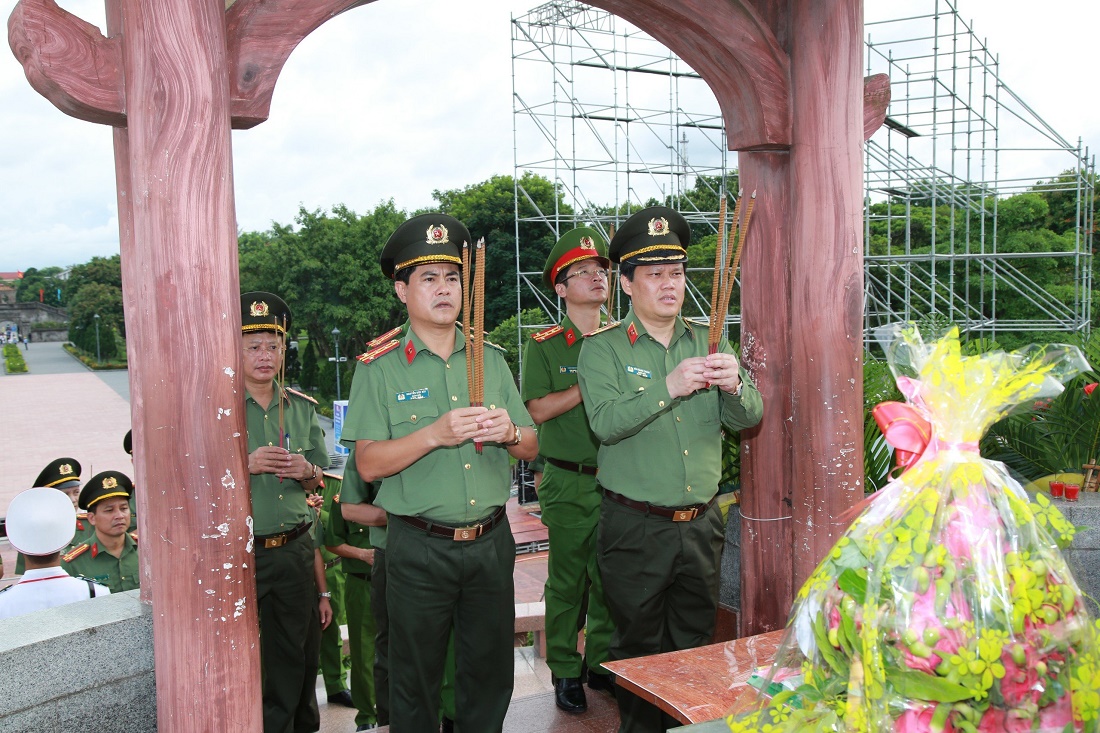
[507,422,522,446]
[318,591,331,599]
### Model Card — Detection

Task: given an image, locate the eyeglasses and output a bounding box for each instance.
[563,268,609,282]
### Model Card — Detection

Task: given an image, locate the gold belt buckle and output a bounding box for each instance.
[264,535,288,549]
[453,526,479,541]
[672,508,697,522]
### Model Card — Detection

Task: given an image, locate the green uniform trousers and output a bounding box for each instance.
[320,563,349,696]
[387,515,514,732]
[256,532,321,733]
[345,571,378,727]
[597,494,725,733]
[540,463,613,679]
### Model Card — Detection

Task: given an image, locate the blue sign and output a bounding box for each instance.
[333,400,350,455]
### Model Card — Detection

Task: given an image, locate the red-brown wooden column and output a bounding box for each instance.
[114,0,260,729]
[787,0,865,586]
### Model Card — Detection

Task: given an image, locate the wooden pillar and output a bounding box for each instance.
[786,0,865,586]
[114,0,261,729]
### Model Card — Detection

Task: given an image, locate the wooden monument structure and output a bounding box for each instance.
[8,0,886,729]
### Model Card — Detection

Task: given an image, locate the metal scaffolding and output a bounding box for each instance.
[511,0,1095,348]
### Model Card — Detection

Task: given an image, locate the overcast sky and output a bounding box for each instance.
[1,0,1096,272]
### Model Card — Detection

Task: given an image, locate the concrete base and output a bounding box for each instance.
[0,590,155,732]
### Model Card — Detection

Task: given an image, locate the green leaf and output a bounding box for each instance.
[837,568,868,599]
[886,669,973,703]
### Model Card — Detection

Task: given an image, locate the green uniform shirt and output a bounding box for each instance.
[61,532,140,593]
[245,382,330,537]
[341,325,534,524]
[521,315,600,465]
[325,452,376,571]
[577,309,763,505]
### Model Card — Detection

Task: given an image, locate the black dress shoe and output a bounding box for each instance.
[440,716,455,732]
[587,671,615,694]
[326,690,355,708]
[355,725,377,732]
[554,676,587,713]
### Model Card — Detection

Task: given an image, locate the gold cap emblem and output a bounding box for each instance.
[59,464,73,476]
[647,217,669,237]
[425,224,450,245]
[250,301,270,317]
[102,477,119,490]
[580,236,595,249]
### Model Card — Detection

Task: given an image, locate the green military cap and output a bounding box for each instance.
[542,227,610,289]
[241,291,292,336]
[380,213,471,279]
[33,457,82,491]
[79,470,134,511]
[609,206,690,265]
[123,429,132,455]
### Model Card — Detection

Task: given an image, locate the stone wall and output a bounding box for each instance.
[0,590,155,732]
[30,328,68,343]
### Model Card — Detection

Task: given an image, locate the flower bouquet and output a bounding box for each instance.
[729,326,1100,733]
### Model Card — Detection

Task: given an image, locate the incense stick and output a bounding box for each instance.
[707,195,728,348]
[473,238,487,453]
[605,223,616,322]
[462,241,473,410]
[716,191,756,342]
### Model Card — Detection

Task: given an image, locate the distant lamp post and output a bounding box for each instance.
[93,313,101,364]
[328,327,347,401]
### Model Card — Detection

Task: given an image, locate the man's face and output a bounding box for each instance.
[554,258,608,305]
[88,497,131,538]
[61,486,80,509]
[242,332,284,383]
[396,265,461,328]
[621,264,685,322]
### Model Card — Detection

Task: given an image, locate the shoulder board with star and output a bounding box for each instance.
[357,339,401,365]
[323,470,343,482]
[684,317,710,329]
[584,321,621,338]
[62,543,90,563]
[366,326,403,349]
[285,387,318,405]
[531,324,564,342]
[485,340,506,353]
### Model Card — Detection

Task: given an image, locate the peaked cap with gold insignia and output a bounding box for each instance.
[241,291,292,336]
[609,206,690,265]
[380,213,471,279]
[79,470,134,511]
[33,457,82,491]
[542,226,610,289]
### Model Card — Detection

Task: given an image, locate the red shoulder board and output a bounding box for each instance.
[584,321,621,338]
[333,493,341,504]
[367,326,403,349]
[286,387,318,405]
[357,339,400,365]
[531,324,563,342]
[62,544,90,563]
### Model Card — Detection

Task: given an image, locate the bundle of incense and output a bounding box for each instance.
[278,313,287,481]
[605,223,616,321]
[473,238,486,453]
[706,194,729,351]
[462,241,473,409]
[710,191,757,354]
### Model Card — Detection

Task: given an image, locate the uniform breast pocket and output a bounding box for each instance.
[685,390,721,426]
[289,435,315,455]
[387,400,441,439]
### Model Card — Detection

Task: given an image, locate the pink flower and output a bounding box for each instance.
[977,708,1031,733]
[941,493,1004,565]
[1085,382,1098,396]
[896,704,953,733]
[899,583,969,673]
[999,650,1041,707]
[1036,693,1073,731]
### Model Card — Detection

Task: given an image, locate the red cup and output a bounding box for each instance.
[1065,483,1081,502]
[1050,481,1065,498]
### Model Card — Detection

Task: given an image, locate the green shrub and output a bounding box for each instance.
[5,348,28,373]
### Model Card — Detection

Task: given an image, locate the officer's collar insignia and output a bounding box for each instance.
[627,322,639,345]
[579,236,595,249]
[425,224,450,245]
[102,476,119,490]
[59,463,73,476]
[404,340,417,364]
[250,301,270,317]
[564,328,577,347]
[647,217,669,237]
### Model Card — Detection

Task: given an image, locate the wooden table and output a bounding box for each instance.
[602,629,785,725]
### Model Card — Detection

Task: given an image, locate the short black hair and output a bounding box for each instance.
[554,266,571,287]
[395,267,413,284]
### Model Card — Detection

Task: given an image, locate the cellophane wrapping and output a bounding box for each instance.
[728,326,1100,733]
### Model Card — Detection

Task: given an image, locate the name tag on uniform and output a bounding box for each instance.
[396,388,429,402]
[625,365,651,379]
[559,366,577,374]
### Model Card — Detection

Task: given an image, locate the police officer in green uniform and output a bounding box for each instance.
[317,497,351,707]
[241,291,331,733]
[15,458,89,575]
[61,470,140,593]
[522,227,616,712]
[578,206,764,733]
[325,449,380,731]
[342,213,538,732]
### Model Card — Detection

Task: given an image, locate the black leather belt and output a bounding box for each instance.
[603,489,712,522]
[323,557,341,570]
[546,457,598,476]
[347,571,368,580]
[396,505,508,541]
[256,520,312,549]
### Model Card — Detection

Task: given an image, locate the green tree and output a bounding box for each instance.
[487,308,545,380]
[15,267,66,305]
[69,282,123,359]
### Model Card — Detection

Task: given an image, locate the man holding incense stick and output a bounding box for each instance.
[522,227,616,712]
[240,291,332,733]
[578,206,763,733]
[342,213,537,732]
